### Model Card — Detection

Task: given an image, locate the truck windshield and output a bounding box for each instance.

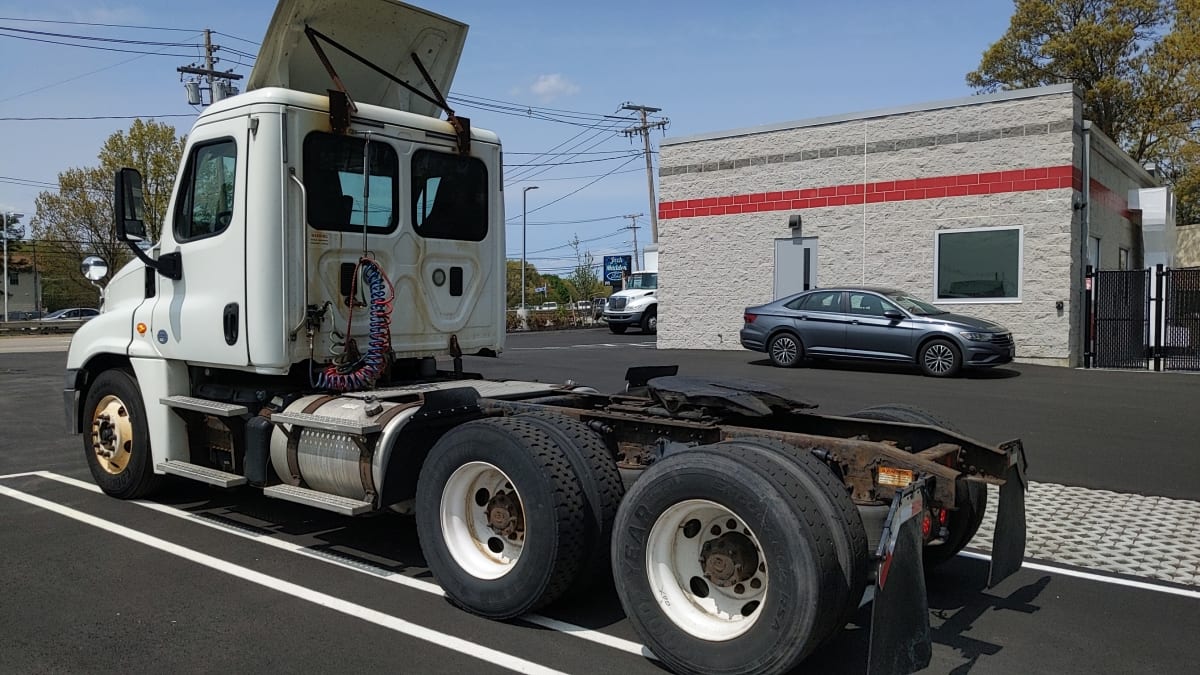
[627,273,657,290]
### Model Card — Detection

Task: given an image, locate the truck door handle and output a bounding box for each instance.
[223,303,239,345]
[797,314,807,320]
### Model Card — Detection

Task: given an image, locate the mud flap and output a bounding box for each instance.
[988,439,1028,587]
[868,479,932,675]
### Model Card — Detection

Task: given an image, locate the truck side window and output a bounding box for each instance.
[412,150,488,242]
[175,139,237,241]
[303,132,399,233]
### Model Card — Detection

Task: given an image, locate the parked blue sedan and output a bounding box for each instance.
[740,287,1015,377]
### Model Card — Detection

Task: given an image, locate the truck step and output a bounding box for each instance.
[270,410,381,435]
[161,395,249,417]
[262,484,373,516]
[157,460,247,488]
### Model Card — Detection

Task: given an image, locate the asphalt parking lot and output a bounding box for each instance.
[1,328,1198,674]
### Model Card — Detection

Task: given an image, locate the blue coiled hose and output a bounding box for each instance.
[316,257,393,392]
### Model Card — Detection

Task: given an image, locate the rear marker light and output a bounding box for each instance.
[744,313,756,324]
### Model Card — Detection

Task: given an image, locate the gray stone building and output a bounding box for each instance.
[655,83,1176,366]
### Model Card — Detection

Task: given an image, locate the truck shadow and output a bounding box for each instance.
[154,484,1048,674]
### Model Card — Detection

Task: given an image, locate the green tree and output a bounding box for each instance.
[566,235,605,301]
[968,0,1200,222]
[29,119,186,305]
[507,259,544,308]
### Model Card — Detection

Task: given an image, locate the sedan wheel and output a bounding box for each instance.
[919,339,961,377]
[768,333,803,368]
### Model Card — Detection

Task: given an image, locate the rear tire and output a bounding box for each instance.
[767,332,804,368]
[514,412,624,594]
[612,448,841,674]
[82,369,163,499]
[415,417,587,618]
[609,324,628,334]
[713,438,869,641]
[847,404,987,569]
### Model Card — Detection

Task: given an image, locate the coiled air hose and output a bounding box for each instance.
[316,257,394,392]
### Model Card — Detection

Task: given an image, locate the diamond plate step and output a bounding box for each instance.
[157,460,246,488]
[161,396,248,417]
[262,484,373,516]
[271,411,380,435]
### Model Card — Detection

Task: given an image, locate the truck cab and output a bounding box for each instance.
[602,269,657,334]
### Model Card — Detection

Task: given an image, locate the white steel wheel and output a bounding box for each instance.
[646,499,768,641]
[440,461,527,580]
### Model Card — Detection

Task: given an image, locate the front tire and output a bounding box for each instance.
[612,449,841,674]
[640,308,657,335]
[767,332,803,368]
[919,338,961,377]
[82,369,162,499]
[609,324,628,334]
[415,417,587,618]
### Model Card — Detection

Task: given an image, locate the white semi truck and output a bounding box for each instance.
[63,2,1028,673]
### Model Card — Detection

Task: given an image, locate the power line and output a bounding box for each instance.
[0,25,202,47]
[505,155,642,223]
[0,16,200,32]
[212,30,260,46]
[0,114,194,121]
[0,31,205,105]
[0,30,202,57]
[506,167,644,184]
[503,154,639,167]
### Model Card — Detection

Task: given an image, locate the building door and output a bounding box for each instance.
[774,237,817,299]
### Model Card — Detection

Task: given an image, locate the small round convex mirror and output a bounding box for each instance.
[81,255,109,282]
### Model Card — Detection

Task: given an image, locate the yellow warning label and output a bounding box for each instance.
[877,466,914,488]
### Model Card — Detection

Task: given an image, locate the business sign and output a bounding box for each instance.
[603,255,632,286]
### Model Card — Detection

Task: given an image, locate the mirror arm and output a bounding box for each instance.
[122,240,182,281]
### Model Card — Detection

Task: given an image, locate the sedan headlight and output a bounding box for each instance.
[960,331,992,342]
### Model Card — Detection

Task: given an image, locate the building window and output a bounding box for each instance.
[1118,247,1130,270]
[934,226,1022,301]
[8,271,17,286]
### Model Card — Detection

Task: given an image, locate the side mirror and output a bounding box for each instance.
[883,309,904,321]
[81,256,108,282]
[114,168,147,240]
[113,167,182,280]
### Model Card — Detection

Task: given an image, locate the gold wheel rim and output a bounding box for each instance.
[91,394,133,475]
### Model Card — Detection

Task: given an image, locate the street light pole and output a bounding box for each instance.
[2,211,24,323]
[521,186,539,311]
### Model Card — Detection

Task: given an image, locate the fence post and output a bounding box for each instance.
[1154,264,1165,372]
[1084,265,1094,368]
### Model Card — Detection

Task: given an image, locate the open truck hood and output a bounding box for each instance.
[246,0,467,118]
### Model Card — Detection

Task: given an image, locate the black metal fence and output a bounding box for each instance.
[1088,269,1150,369]
[1160,267,1200,372]
[1086,266,1200,372]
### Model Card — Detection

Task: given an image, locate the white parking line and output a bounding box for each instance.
[958,550,1200,600]
[508,342,655,351]
[0,482,569,675]
[18,471,653,661]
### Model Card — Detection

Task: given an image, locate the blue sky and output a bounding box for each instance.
[0,0,1016,275]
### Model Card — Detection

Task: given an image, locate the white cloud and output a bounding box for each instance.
[529,74,580,102]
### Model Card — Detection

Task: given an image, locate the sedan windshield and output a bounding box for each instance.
[886,292,946,315]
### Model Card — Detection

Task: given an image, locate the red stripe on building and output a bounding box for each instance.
[658,165,1075,220]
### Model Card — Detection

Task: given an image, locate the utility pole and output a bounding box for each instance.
[622,103,669,244]
[178,29,243,106]
[623,213,644,270]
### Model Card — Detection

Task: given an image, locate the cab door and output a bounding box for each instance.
[149,121,248,367]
